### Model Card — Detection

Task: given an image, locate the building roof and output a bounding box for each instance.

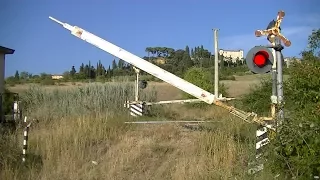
[219,49,243,52]
[0,46,15,54]
[52,74,64,76]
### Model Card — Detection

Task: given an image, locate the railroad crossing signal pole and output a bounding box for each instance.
[247,11,291,174]
[255,10,291,127]
[246,10,291,127]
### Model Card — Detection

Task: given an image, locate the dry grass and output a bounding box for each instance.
[0,75,270,179]
[1,115,253,180]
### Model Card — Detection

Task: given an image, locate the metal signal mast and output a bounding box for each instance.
[246,10,290,174]
[249,10,290,127]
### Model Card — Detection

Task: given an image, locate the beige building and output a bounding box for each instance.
[219,49,244,63]
[52,75,64,80]
[284,57,301,68]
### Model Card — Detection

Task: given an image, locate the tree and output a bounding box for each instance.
[191,48,194,58]
[112,59,117,70]
[185,46,190,56]
[118,59,124,69]
[79,63,84,74]
[89,66,96,79]
[84,65,89,78]
[235,57,240,67]
[302,29,320,62]
[39,73,51,80]
[11,44,252,84]
[19,71,29,80]
[106,65,112,79]
[70,66,76,77]
[63,71,71,81]
[183,46,194,70]
[307,29,320,55]
[14,70,19,80]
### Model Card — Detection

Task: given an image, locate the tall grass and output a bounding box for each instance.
[21,82,157,120]
[1,82,157,179]
[0,82,261,179]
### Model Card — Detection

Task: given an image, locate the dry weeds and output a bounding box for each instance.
[0,79,261,180]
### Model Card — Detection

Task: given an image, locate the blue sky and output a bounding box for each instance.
[1,0,319,77]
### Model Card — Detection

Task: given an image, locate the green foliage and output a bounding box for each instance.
[287,61,320,108]
[0,133,21,171]
[6,44,251,86]
[183,67,228,99]
[308,29,320,54]
[40,78,55,86]
[268,60,320,179]
[241,29,320,179]
[239,79,272,116]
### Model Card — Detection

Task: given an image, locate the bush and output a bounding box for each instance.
[239,79,272,116]
[183,67,228,99]
[240,58,320,178]
[40,78,55,86]
[268,60,320,179]
[1,88,18,117]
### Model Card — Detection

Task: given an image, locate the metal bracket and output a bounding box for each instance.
[273,44,284,52]
[271,95,278,104]
[255,10,291,47]
[133,66,140,74]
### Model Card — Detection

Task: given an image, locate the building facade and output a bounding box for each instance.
[51,75,64,80]
[284,57,301,68]
[219,49,244,63]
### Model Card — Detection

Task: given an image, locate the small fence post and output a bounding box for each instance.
[22,116,35,163]
[22,116,28,162]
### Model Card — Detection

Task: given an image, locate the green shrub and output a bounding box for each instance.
[239,79,272,117]
[40,78,55,86]
[183,67,228,99]
[2,88,17,116]
[240,51,320,178]
[267,60,320,179]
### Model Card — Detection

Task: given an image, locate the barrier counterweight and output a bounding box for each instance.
[129,103,144,117]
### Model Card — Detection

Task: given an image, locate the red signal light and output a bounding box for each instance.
[246,46,274,74]
[253,51,269,67]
